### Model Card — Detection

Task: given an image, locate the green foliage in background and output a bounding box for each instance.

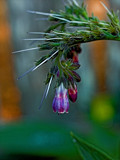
[71,132,114,160]
[0,120,119,159]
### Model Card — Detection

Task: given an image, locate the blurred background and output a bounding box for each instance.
[0,0,120,159]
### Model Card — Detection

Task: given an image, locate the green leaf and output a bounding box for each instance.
[71,132,114,160]
[46,23,65,32]
[38,43,60,50]
[69,63,80,70]
[70,71,81,82]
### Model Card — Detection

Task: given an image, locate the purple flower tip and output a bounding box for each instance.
[68,84,77,102]
[52,83,69,114]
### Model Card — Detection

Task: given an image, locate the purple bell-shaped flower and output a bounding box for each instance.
[52,83,69,114]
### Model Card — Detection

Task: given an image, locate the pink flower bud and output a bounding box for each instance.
[68,84,77,102]
[52,83,69,114]
[72,51,79,63]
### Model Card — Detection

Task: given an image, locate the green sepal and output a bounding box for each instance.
[46,23,66,32]
[55,76,65,88]
[63,76,69,89]
[61,60,80,70]
[70,71,81,82]
[61,59,72,68]
[69,63,80,70]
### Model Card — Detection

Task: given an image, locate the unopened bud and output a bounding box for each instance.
[68,84,77,102]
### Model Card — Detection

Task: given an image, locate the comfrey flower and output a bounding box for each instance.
[52,83,69,114]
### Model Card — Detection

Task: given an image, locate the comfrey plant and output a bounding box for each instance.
[13,0,120,114]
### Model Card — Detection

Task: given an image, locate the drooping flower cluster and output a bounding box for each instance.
[13,1,120,114]
[13,1,85,114]
[51,44,81,114]
[13,0,120,113]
